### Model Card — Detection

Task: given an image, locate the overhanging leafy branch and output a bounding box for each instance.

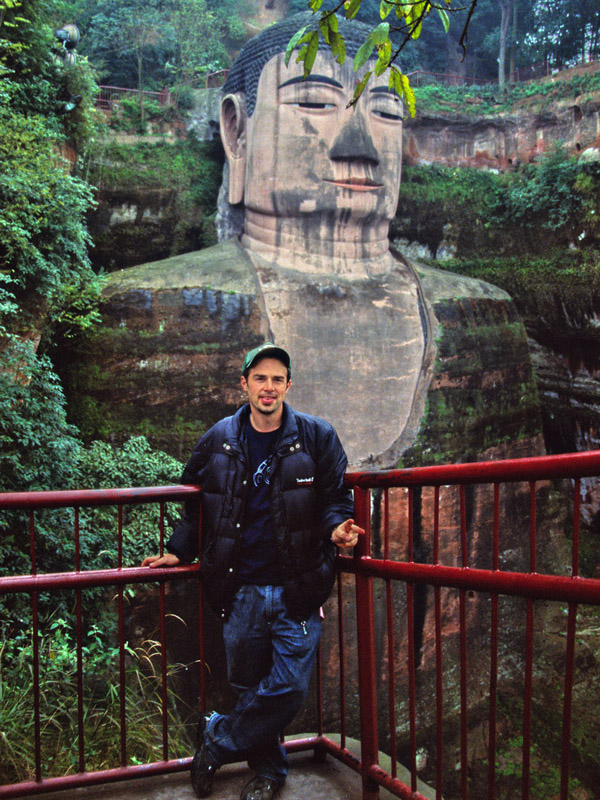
[286,0,479,115]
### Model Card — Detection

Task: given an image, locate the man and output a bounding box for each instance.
[143,342,363,800]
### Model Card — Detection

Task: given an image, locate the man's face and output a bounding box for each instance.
[243,51,403,229]
[241,357,291,421]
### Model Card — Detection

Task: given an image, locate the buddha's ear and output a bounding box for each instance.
[220,93,247,205]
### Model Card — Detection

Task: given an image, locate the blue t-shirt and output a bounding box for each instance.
[237,423,282,585]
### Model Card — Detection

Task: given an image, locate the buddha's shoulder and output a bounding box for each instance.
[406,260,511,304]
[103,239,256,298]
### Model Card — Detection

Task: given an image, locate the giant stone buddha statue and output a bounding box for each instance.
[81,12,543,469]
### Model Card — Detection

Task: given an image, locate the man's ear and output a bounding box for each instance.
[220,93,247,205]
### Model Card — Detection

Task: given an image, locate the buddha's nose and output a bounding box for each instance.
[329,112,379,165]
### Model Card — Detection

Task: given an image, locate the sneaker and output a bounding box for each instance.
[190,713,219,798]
[240,775,283,800]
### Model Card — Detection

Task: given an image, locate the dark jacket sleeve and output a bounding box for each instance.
[314,422,354,536]
[166,435,210,563]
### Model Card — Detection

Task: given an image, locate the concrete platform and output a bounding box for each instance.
[14,737,436,800]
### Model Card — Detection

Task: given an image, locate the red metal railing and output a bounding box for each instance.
[0,485,203,797]
[1,451,600,799]
[405,69,493,87]
[96,85,173,110]
[345,451,600,800]
[95,72,228,110]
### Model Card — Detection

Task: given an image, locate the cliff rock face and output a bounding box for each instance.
[87,186,180,271]
[522,293,600,540]
[404,97,600,170]
[58,241,260,461]
[185,87,222,142]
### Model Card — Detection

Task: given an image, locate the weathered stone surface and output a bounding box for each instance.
[185,87,222,142]
[88,187,180,270]
[404,97,600,170]
[403,265,543,466]
[58,241,262,461]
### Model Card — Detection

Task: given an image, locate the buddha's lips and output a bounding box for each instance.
[324,178,383,191]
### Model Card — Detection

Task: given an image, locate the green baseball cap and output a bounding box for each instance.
[242,342,291,376]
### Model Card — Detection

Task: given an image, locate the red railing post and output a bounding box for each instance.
[353,485,379,800]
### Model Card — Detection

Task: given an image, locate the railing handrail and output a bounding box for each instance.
[3,450,599,510]
[0,484,200,510]
[346,449,600,488]
[344,558,600,604]
[0,563,200,595]
[97,85,166,95]
[404,69,493,86]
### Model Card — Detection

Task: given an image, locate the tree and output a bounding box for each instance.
[166,0,246,87]
[0,0,100,495]
[523,0,600,69]
[169,0,223,85]
[80,0,174,89]
[497,0,513,86]
[76,0,247,90]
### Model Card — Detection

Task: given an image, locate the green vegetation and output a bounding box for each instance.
[395,147,600,257]
[493,734,583,800]
[0,432,182,613]
[393,165,502,256]
[0,618,193,782]
[413,67,600,115]
[106,93,177,134]
[88,136,222,254]
[77,0,246,90]
[489,146,600,246]
[1,0,101,497]
[0,435,184,782]
[0,15,101,338]
[401,309,540,467]
[396,149,600,340]
[436,252,600,323]
[90,137,221,202]
[496,606,600,800]
[1,4,188,783]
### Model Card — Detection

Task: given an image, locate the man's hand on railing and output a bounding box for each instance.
[331,519,364,549]
[141,553,181,568]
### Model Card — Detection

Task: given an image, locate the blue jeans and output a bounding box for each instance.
[203,584,321,785]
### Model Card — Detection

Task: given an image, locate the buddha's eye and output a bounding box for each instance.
[373,108,403,122]
[296,101,335,109]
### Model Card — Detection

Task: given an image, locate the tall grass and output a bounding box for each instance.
[0,613,195,784]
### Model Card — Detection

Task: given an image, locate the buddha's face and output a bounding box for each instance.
[235,51,404,230]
